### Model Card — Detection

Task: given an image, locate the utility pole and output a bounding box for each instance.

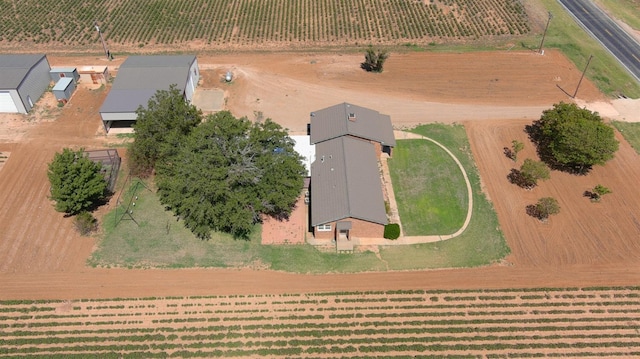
[94,20,110,60]
[538,12,553,55]
[573,55,594,98]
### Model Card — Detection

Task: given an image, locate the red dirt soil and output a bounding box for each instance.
[465,119,640,268]
[1,50,638,301]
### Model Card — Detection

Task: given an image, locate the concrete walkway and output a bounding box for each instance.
[354,130,474,246]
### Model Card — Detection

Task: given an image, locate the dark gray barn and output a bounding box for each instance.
[0,54,51,113]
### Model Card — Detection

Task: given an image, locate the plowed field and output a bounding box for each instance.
[2,287,640,357]
[466,119,640,268]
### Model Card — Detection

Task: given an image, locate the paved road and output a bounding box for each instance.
[557,0,640,84]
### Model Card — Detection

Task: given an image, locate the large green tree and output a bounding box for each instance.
[48,148,108,215]
[156,111,305,239]
[528,102,619,173]
[128,85,202,176]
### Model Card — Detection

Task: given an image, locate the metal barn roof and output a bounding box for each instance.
[99,55,196,114]
[0,54,47,89]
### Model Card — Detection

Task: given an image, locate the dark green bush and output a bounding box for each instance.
[74,211,98,236]
[383,223,400,239]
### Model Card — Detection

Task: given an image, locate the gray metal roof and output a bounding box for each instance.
[0,54,47,89]
[311,136,388,226]
[100,55,196,114]
[310,102,396,147]
[50,67,76,73]
[52,77,73,91]
[99,89,158,113]
[120,55,196,69]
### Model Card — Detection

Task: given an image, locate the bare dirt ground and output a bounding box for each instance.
[465,119,640,268]
[1,50,639,300]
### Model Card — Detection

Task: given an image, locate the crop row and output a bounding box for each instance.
[0,0,529,49]
[3,286,637,307]
[1,287,639,357]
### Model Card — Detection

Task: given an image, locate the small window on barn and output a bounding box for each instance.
[317,224,332,231]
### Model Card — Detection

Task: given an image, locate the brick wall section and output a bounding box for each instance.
[314,218,385,239]
[372,141,382,159]
[349,218,385,238]
[314,223,335,239]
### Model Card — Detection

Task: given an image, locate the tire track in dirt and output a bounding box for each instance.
[1,264,640,300]
[465,119,640,268]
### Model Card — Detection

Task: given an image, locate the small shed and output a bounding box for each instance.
[50,67,80,84]
[78,66,110,85]
[52,77,76,102]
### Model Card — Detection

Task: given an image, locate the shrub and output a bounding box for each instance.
[526,197,560,221]
[74,211,98,236]
[384,224,401,239]
[361,46,389,73]
[584,184,612,202]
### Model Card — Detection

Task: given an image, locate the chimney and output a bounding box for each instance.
[348,112,356,121]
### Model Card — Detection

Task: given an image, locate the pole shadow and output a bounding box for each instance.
[556,84,573,98]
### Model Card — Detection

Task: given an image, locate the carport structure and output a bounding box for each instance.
[99,55,199,132]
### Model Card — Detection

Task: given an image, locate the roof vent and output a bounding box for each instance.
[348,113,356,121]
[310,112,316,117]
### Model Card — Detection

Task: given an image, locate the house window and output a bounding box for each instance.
[317,224,332,232]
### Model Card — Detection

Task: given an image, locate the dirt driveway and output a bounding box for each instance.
[1,50,638,300]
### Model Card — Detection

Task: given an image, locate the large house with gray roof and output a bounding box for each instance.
[0,54,51,114]
[309,103,395,245]
[310,102,395,157]
[99,55,199,132]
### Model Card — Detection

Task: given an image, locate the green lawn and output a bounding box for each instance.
[92,179,262,268]
[388,139,467,235]
[380,124,509,269]
[612,121,640,155]
[595,0,640,31]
